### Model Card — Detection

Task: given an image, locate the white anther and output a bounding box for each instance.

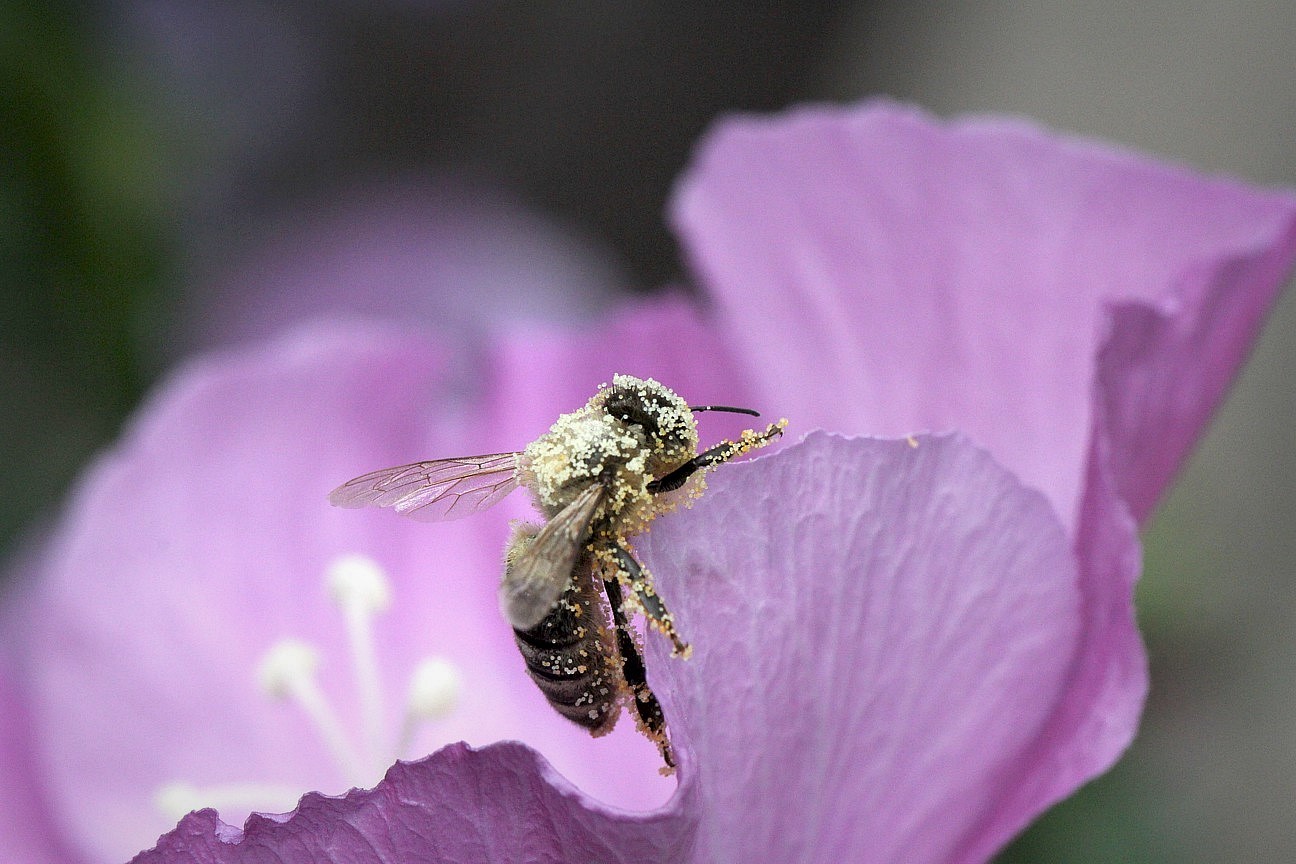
[256,639,365,785]
[407,657,462,721]
[327,554,392,613]
[394,657,462,759]
[154,782,203,821]
[257,639,320,698]
[159,559,470,825]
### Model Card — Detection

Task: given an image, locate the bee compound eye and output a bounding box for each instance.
[604,397,656,434]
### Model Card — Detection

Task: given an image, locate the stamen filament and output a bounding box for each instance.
[327,555,392,773]
[395,656,462,760]
[258,639,366,785]
[160,555,467,823]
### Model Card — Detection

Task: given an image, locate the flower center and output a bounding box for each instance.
[153,554,461,820]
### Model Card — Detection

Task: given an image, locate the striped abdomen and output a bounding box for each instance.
[511,553,620,733]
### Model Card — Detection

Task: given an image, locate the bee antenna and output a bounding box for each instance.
[688,404,761,417]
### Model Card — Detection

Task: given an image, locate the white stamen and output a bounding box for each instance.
[395,657,462,759]
[326,554,391,771]
[155,555,467,824]
[407,657,462,719]
[326,554,392,612]
[257,639,365,784]
[154,782,305,821]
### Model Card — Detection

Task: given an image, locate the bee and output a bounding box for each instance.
[328,374,785,771]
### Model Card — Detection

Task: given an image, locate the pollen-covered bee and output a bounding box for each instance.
[328,374,785,770]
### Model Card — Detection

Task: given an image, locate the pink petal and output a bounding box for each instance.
[135,743,693,864]
[670,100,1296,854]
[132,431,1084,863]
[954,425,1142,861]
[0,651,86,864]
[672,100,1296,532]
[642,432,1081,861]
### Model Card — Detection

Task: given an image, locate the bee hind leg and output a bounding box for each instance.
[602,576,676,772]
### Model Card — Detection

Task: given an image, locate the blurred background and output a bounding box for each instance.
[2,1,1292,860]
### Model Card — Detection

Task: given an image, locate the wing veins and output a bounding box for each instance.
[328,453,521,522]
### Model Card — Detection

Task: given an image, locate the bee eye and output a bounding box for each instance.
[604,396,661,439]
[616,407,655,432]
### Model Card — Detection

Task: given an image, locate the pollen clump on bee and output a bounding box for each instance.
[519,375,697,537]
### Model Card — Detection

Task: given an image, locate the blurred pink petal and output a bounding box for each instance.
[14,322,681,862]
[0,655,84,864]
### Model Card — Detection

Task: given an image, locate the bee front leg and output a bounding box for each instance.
[607,542,690,659]
[647,420,786,494]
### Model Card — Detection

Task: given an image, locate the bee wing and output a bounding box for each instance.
[501,481,606,630]
[328,453,521,522]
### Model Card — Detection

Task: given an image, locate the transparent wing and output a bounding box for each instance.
[328,453,521,522]
[501,481,606,630]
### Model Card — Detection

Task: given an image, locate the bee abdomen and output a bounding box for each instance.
[512,569,620,733]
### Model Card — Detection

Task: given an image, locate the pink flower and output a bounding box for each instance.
[3,101,1292,864]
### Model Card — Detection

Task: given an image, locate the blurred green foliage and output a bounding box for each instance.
[995,537,1187,864]
[1,0,166,556]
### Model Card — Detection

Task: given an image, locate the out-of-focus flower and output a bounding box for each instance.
[169,178,627,355]
[2,101,1292,864]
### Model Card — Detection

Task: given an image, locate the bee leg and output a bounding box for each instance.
[602,576,676,772]
[647,420,786,493]
[607,542,689,658]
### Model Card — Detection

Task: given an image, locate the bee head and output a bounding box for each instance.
[600,375,697,460]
